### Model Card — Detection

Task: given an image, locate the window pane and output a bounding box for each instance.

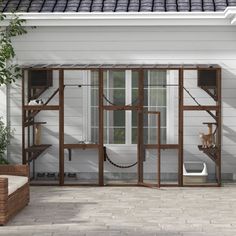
[104,110,125,144]
[113,71,125,88]
[91,88,98,106]
[104,128,125,144]
[143,70,167,144]
[132,128,137,144]
[103,70,126,106]
[132,71,139,88]
[144,127,166,144]
[104,89,125,105]
[91,108,99,127]
[91,71,99,144]
[132,111,138,144]
[143,107,167,127]
[144,88,166,107]
[104,110,125,127]
[113,90,125,105]
[150,70,167,85]
[131,89,139,105]
[114,110,125,126]
[91,127,99,144]
[132,110,137,127]
[91,71,99,85]
[104,70,125,88]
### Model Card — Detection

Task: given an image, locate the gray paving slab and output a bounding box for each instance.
[1,185,236,235]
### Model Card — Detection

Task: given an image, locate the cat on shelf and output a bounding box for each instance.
[199,133,214,148]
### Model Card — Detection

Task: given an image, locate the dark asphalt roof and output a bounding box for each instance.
[1,0,235,12]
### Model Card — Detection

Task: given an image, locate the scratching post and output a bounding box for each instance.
[207,124,213,135]
[35,124,41,145]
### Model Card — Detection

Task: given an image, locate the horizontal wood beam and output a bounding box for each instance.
[145,144,179,149]
[64,144,99,149]
[24,121,47,127]
[103,105,141,110]
[24,105,59,110]
[183,105,219,111]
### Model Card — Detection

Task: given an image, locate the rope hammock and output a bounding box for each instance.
[105,152,138,169]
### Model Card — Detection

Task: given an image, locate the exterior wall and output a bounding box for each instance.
[0,87,6,122]
[4,25,236,180]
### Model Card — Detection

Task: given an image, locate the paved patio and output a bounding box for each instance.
[1,185,236,236]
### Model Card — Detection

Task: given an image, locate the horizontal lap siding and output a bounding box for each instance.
[7,25,236,177]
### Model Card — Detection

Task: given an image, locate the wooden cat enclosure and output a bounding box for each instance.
[21,64,221,187]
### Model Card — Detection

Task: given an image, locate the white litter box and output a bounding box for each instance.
[183,162,208,184]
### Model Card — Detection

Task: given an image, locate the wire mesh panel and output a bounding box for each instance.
[102,70,139,184]
[142,112,161,187]
[63,70,99,145]
[64,149,99,185]
[103,110,138,184]
[183,112,217,185]
[63,70,99,184]
[24,70,60,184]
[142,70,179,186]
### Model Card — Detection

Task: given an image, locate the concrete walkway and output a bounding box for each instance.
[1,185,236,235]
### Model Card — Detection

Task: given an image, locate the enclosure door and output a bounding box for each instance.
[139,112,161,187]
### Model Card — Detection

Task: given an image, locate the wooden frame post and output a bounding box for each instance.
[138,69,144,184]
[98,69,104,186]
[157,112,161,188]
[216,68,222,186]
[59,69,64,185]
[178,68,184,186]
[22,69,26,164]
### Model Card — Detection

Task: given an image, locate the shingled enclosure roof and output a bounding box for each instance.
[1,0,236,13]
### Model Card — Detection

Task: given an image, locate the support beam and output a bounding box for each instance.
[138,69,144,184]
[157,112,161,188]
[178,68,184,187]
[59,69,64,186]
[22,70,26,165]
[99,69,104,186]
[216,68,222,185]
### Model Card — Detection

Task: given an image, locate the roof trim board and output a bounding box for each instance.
[1,7,236,26]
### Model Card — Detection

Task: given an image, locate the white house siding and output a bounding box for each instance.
[3,25,235,181]
[0,87,6,122]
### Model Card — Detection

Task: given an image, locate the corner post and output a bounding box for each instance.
[138,69,144,184]
[98,69,104,186]
[216,68,222,186]
[178,68,184,186]
[59,69,64,186]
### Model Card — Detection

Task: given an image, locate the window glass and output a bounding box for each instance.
[143,70,167,144]
[104,70,126,106]
[90,71,99,143]
[91,70,167,145]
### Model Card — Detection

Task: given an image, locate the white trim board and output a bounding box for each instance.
[1,7,236,26]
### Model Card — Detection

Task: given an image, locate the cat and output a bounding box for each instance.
[199,132,213,148]
[28,99,44,105]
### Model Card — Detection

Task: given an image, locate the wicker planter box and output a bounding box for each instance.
[0,165,29,225]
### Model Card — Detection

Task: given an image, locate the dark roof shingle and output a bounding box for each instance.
[0,0,234,12]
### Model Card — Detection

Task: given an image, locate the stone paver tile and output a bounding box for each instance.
[2,185,236,236]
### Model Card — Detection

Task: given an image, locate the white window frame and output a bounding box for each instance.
[84,69,176,145]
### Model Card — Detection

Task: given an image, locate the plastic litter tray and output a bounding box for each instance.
[183,162,208,184]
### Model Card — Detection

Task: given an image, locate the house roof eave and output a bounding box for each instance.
[1,7,236,27]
